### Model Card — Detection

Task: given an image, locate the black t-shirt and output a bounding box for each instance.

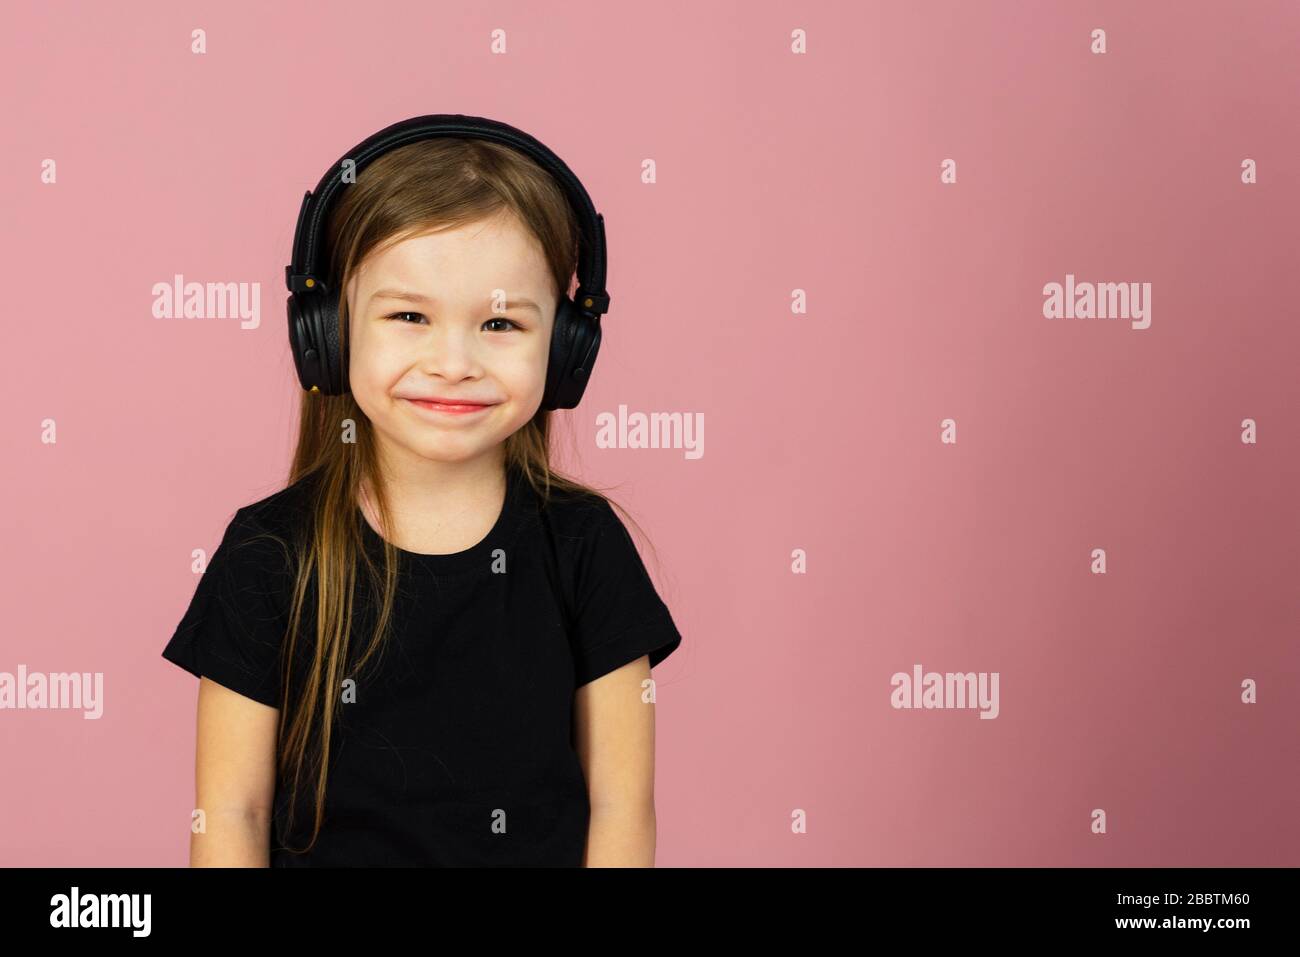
[161,464,683,866]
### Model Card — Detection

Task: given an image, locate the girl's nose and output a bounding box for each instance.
[420,325,483,379]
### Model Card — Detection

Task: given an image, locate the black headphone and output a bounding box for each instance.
[284,113,610,411]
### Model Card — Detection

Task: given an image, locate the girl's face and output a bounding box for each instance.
[345,210,558,474]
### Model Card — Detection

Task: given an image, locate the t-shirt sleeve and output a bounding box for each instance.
[161,506,292,709]
[568,500,683,688]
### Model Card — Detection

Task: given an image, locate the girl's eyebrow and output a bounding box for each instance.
[369,288,434,305]
[368,288,542,315]
[502,299,542,315]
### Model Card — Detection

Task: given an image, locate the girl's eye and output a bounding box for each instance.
[385,313,521,332]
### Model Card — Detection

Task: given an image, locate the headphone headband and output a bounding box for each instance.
[284,113,610,319]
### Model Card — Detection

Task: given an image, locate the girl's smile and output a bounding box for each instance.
[402,397,499,417]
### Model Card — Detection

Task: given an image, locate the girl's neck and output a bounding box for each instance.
[359,451,508,553]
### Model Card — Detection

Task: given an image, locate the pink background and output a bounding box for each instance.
[3,0,1298,866]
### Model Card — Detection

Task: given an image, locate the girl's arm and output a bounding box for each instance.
[190,677,279,867]
[573,654,658,867]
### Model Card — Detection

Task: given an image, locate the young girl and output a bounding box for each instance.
[161,118,683,867]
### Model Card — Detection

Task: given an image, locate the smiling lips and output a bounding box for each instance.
[403,397,498,415]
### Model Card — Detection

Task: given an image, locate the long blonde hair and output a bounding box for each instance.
[271,136,655,856]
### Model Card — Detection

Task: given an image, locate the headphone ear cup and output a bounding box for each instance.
[542,296,601,410]
[287,286,347,394]
[287,293,322,392]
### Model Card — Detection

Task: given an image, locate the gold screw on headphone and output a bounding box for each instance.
[303,278,319,392]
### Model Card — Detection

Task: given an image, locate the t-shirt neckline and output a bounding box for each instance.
[356,465,524,574]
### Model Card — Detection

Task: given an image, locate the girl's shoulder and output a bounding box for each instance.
[519,473,622,540]
[189,472,322,591]
[161,475,321,707]
[235,470,322,540]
